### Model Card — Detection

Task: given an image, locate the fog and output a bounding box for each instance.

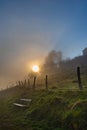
[0,0,87,88]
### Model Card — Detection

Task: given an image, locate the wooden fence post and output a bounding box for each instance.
[45,75,48,90]
[33,76,36,90]
[77,66,83,90]
[28,79,30,87]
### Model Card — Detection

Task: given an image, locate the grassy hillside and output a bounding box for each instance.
[0,83,87,130]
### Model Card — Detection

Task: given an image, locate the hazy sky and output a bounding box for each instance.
[0,0,87,88]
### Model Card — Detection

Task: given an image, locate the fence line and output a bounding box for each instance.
[2,67,84,91]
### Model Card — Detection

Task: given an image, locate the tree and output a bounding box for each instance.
[44,50,62,70]
[83,47,87,55]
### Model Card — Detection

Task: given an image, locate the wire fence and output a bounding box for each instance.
[1,66,86,92]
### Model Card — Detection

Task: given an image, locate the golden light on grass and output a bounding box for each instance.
[32,65,40,72]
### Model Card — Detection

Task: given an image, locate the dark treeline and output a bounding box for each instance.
[42,47,87,75]
[59,47,87,73]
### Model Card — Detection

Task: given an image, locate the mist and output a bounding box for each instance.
[0,0,87,88]
[0,27,54,88]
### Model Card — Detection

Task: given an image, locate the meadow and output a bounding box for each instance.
[0,70,87,130]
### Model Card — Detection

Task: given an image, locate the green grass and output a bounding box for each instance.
[0,73,86,130]
[0,83,87,130]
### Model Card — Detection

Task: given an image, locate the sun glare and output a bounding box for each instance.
[32,65,40,72]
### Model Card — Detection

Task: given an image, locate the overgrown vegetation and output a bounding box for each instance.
[0,81,87,130]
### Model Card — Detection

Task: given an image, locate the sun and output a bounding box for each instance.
[32,65,40,72]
